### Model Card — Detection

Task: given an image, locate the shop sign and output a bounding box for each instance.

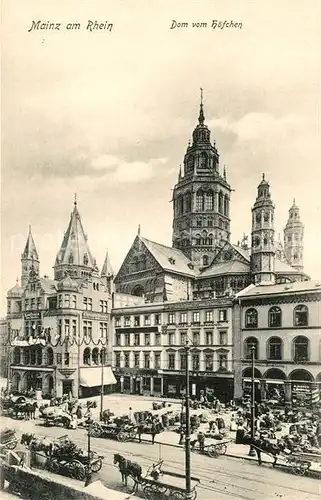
[292,383,311,403]
[24,312,41,320]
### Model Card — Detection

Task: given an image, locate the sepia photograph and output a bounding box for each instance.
[1,1,321,499]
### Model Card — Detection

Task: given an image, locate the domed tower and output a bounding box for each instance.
[284,199,304,272]
[172,90,232,266]
[21,226,40,288]
[250,174,275,284]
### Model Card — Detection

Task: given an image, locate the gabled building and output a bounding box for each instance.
[7,201,116,399]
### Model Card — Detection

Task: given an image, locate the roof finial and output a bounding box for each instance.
[223,164,227,179]
[198,87,205,125]
[74,193,77,206]
[293,197,296,205]
[138,224,141,236]
[28,224,31,234]
[16,277,19,285]
[262,173,265,181]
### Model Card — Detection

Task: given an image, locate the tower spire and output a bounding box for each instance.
[74,193,77,206]
[138,224,141,236]
[198,87,205,125]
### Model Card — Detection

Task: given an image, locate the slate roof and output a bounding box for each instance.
[140,237,196,277]
[274,257,302,274]
[7,283,23,297]
[231,244,250,262]
[39,278,57,294]
[54,203,96,269]
[199,260,250,278]
[101,250,114,277]
[22,227,39,261]
[237,280,321,298]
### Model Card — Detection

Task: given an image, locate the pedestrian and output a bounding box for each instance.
[179,427,185,445]
[197,431,205,453]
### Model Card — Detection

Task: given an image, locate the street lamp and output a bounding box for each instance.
[100,350,105,421]
[184,341,192,498]
[248,344,256,457]
[85,415,93,486]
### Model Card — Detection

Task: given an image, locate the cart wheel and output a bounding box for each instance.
[216,443,227,455]
[207,444,219,458]
[292,462,308,476]
[172,492,186,500]
[143,485,166,500]
[129,429,137,440]
[69,460,86,481]
[117,431,128,442]
[90,458,102,472]
[89,422,102,438]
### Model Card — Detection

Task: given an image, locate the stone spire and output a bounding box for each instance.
[198,87,205,125]
[284,198,304,272]
[101,249,114,278]
[54,199,96,280]
[21,226,40,288]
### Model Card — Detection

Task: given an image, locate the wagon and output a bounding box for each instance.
[281,450,321,476]
[137,460,200,500]
[0,429,18,451]
[88,421,138,442]
[191,439,230,458]
[47,450,103,481]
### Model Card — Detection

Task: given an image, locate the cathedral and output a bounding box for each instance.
[114,96,308,302]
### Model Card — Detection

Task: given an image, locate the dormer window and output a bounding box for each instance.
[83,254,89,265]
[168,257,176,265]
[187,263,194,270]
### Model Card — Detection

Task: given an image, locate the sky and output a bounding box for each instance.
[1,0,321,314]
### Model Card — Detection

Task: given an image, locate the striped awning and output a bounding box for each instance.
[80,367,116,387]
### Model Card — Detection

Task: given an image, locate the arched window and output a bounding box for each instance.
[205,191,214,211]
[23,349,30,365]
[268,337,282,360]
[264,212,269,222]
[185,192,192,212]
[294,305,308,326]
[268,306,282,327]
[208,234,213,245]
[196,191,204,211]
[83,347,91,365]
[202,255,209,266]
[179,196,184,215]
[256,212,261,223]
[223,195,229,216]
[92,348,99,365]
[13,347,21,365]
[244,337,259,360]
[245,308,258,328]
[30,348,36,365]
[218,192,223,213]
[199,152,208,168]
[293,336,309,362]
[46,347,54,365]
[195,234,201,246]
[36,346,42,365]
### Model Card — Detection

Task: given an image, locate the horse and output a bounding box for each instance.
[251,437,285,467]
[21,433,55,456]
[137,421,164,445]
[11,402,37,420]
[113,453,142,489]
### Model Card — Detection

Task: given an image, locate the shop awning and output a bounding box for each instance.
[79,367,117,387]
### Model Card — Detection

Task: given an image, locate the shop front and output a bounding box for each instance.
[163,371,234,402]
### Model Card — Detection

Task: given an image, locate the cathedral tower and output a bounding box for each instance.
[172,91,232,266]
[21,226,40,288]
[250,174,275,284]
[284,199,304,272]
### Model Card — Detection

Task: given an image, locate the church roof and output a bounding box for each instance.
[140,237,196,277]
[274,258,302,274]
[199,260,250,278]
[231,244,250,262]
[22,226,39,261]
[101,250,114,277]
[54,201,96,269]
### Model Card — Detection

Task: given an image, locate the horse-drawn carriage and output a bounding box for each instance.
[0,429,18,451]
[89,421,138,442]
[39,406,73,428]
[0,395,37,419]
[21,433,104,481]
[114,455,199,500]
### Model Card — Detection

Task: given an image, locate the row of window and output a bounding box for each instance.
[83,348,108,365]
[56,319,108,340]
[24,295,109,313]
[115,330,228,348]
[115,310,228,328]
[114,351,228,371]
[245,305,309,328]
[13,346,108,367]
[175,191,229,216]
[244,335,311,362]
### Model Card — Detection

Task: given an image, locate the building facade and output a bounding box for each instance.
[6,201,116,399]
[234,281,321,406]
[112,297,234,402]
